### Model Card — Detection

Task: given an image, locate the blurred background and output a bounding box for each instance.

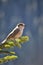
[0,0,43,65]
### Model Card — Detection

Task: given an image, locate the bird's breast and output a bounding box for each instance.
[14,30,23,38]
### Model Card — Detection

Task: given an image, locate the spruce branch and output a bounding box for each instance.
[0,36,29,49]
[0,55,18,64]
[0,36,29,64]
[0,50,16,55]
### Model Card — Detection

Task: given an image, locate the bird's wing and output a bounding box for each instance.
[7,28,20,39]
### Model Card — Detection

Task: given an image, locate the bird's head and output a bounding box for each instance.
[17,23,25,30]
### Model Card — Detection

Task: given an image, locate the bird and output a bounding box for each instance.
[1,23,25,44]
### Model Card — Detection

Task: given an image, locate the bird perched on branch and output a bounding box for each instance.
[1,23,25,44]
